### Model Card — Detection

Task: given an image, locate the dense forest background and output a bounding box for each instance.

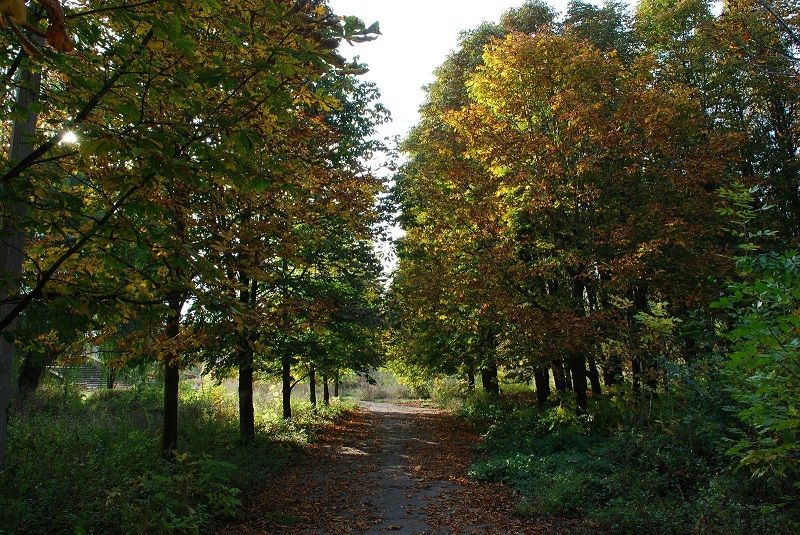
[1,0,800,533]
[388,0,800,532]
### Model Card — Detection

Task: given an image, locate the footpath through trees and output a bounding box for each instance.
[220,402,576,535]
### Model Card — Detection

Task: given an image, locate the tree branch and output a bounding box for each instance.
[0,179,146,332]
[757,0,800,48]
[1,28,154,186]
[65,0,159,19]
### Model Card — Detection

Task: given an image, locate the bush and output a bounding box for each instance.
[459,389,800,534]
[0,384,353,534]
[714,251,800,479]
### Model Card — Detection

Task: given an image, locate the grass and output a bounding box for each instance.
[339,369,419,401]
[0,382,354,535]
[448,389,800,535]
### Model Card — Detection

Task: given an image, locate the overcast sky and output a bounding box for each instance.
[328,0,610,141]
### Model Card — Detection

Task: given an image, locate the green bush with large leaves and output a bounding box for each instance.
[716,251,800,479]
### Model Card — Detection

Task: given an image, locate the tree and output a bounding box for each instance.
[564,0,638,59]
[391,3,559,400]
[0,0,382,462]
[0,36,41,465]
[393,4,733,412]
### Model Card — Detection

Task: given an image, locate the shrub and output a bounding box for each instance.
[0,384,353,534]
[459,389,800,534]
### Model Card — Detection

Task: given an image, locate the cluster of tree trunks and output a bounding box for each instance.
[278,359,340,419]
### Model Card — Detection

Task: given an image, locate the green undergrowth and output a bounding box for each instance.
[0,384,353,535]
[454,390,800,534]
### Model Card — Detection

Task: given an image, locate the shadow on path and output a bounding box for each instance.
[219,402,572,534]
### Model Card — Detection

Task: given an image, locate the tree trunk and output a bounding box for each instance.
[107,366,116,390]
[644,358,659,394]
[161,295,183,459]
[481,361,500,398]
[17,353,45,400]
[588,356,602,397]
[631,284,648,397]
[632,355,642,396]
[282,355,292,419]
[162,361,179,458]
[570,278,588,412]
[323,375,330,406]
[237,277,255,442]
[602,352,623,387]
[570,355,588,413]
[534,368,551,408]
[334,373,339,397]
[0,54,42,468]
[565,363,574,391]
[309,365,317,409]
[598,269,622,388]
[467,369,476,391]
[238,353,254,441]
[553,360,570,392]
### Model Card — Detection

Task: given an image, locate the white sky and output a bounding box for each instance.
[329,0,611,142]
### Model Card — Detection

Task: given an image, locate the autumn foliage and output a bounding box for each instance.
[0,0,387,463]
[390,1,800,522]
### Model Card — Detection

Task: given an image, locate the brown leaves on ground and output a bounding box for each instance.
[401,404,581,534]
[219,411,383,534]
[218,403,577,534]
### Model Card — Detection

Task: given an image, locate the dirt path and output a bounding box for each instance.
[219,402,569,534]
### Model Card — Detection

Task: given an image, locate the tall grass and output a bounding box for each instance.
[0,383,352,534]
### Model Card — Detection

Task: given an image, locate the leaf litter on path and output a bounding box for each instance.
[218,402,578,534]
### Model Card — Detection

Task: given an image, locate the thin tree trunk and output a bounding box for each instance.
[282,355,292,419]
[631,284,648,397]
[588,356,602,397]
[238,353,254,441]
[553,360,570,392]
[586,283,603,398]
[161,295,183,459]
[645,358,659,394]
[481,361,500,398]
[309,365,317,409]
[632,356,642,396]
[107,366,116,390]
[0,52,42,468]
[237,277,255,442]
[565,363,574,391]
[534,368,551,408]
[334,373,339,397]
[323,374,330,406]
[570,355,588,413]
